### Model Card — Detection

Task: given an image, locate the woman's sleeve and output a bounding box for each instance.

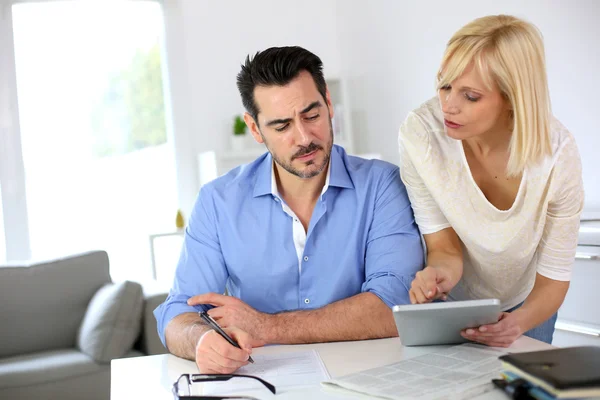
[398,112,451,235]
[536,135,584,281]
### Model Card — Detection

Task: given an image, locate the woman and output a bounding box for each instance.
[398,15,584,346]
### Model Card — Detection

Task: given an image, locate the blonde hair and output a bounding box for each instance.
[438,15,552,176]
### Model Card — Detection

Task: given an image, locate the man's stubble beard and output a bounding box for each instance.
[261,119,334,179]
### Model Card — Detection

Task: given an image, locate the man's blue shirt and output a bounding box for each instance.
[154,145,424,345]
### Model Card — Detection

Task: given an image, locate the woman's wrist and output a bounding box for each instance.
[510,306,536,334]
[430,263,462,287]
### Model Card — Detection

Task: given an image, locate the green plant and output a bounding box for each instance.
[233,115,247,135]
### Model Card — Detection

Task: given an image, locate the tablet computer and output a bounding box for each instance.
[392,299,501,346]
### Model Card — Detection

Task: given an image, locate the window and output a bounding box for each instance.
[11,1,176,280]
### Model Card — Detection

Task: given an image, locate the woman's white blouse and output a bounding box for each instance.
[398,97,584,310]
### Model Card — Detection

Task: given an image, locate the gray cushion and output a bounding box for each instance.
[139,284,168,355]
[0,251,111,358]
[0,349,109,400]
[0,371,109,400]
[0,349,105,389]
[77,281,143,363]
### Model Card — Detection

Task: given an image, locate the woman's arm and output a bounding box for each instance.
[514,273,570,332]
[410,228,464,303]
[399,113,466,302]
[461,274,569,347]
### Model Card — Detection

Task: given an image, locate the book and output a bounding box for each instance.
[499,346,600,399]
[501,371,557,400]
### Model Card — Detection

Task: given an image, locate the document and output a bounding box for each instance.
[203,349,330,395]
[323,343,506,400]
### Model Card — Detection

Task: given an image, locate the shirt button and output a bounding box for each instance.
[303,256,309,262]
[274,198,280,202]
[304,298,310,304]
[294,218,299,222]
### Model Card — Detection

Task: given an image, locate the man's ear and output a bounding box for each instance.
[244,112,264,144]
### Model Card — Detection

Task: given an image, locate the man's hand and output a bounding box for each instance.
[188,293,270,340]
[195,327,259,373]
[460,312,523,347]
[409,265,458,304]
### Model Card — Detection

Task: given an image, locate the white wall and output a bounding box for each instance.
[336,0,600,211]
[162,0,341,216]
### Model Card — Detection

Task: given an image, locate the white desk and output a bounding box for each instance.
[111,336,551,399]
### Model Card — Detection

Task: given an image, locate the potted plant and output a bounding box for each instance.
[231,115,247,152]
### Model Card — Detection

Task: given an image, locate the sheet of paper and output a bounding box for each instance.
[323,343,506,400]
[202,349,330,395]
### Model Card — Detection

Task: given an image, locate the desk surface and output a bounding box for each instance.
[111,336,551,400]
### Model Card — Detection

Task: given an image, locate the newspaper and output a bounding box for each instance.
[322,343,506,400]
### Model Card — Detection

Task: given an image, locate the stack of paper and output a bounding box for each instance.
[323,343,506,400]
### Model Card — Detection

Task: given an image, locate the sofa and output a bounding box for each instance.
[0,251,168,400]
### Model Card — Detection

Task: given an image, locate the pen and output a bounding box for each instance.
[492,378,536,400]
[199,311,254,363]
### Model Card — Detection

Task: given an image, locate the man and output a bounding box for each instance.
[154,46,423,374]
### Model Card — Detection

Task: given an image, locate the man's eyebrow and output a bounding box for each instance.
[265,117,292,127]
[300,101,322,114]
[265,101,323,127]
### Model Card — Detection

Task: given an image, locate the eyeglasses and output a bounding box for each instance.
[172,373,276,400]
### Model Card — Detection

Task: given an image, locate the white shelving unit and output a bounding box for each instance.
[553,220,600,347]
[326,76,354,153]
[198,77,356,187]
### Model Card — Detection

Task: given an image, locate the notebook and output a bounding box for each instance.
[499,346,600,399]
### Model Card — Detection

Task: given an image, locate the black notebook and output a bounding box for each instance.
[499,346,600,398]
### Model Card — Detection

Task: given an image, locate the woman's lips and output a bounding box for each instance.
[444,119,462,129]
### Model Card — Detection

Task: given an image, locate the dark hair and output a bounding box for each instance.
[236,46,327,126]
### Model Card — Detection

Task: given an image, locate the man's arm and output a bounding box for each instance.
[154,186,229,347]
[164,313,209,360]
[264,292,396,343]
[192,291,396,344]
[165,312,258,373]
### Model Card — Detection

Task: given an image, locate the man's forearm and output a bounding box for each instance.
[164,312,210,360]
[261,292,397,344]
[514,273,569,333]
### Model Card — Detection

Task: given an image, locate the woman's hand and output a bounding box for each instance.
[460,312,523,347]
[409,265,459,304]
[411,228,464,304]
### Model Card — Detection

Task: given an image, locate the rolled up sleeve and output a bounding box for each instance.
[361,167,425,307]
[153,186,228,346]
